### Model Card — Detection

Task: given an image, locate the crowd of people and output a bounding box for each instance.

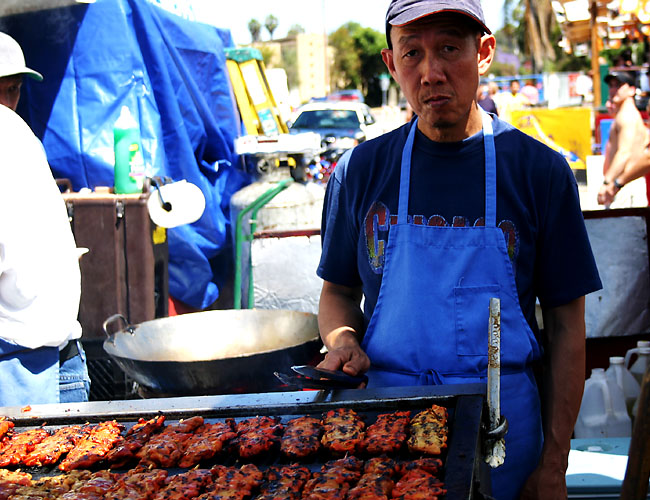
[477,78,542,122]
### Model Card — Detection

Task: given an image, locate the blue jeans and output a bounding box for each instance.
[59,340,91,403]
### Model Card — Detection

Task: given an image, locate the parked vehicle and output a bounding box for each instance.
[288,101,382,182]
[327,89,365,103]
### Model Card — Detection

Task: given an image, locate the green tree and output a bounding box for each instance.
[265,14,279,40]
[248,18,262,43]
[287,24,305,37]
[329,23,386,106]
[329,23,361,89]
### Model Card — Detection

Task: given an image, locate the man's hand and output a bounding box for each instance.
[597,181,618,206]
[318,281,370,383]
[317,329,371,381]
[519,458,568,499]
[520,297,586,499]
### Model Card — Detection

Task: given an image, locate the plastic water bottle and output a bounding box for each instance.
[114,106,145,194]
[574,368,632,438]
[605,356,640,418]
[624,341,650,387]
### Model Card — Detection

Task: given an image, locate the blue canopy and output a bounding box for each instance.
[3,0,251,309]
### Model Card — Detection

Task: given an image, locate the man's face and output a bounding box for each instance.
[0,75,22,111]
[382,14,495,141]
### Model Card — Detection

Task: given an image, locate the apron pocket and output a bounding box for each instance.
[454,284,500,356]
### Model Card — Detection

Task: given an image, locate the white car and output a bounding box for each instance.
[288,101,384,151]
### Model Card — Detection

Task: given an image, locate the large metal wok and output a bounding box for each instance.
[102,309,322,397]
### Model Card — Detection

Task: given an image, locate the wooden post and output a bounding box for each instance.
[620,364,650,500]
[590,0,602,109]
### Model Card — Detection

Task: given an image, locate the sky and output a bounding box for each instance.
[191,0,506,46]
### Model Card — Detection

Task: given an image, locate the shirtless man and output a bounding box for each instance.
[598,71,649,206]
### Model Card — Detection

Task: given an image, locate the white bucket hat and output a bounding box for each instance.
[0,32,43,81]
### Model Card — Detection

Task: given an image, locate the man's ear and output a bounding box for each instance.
[478,34,496,76]
[381,48,397,79]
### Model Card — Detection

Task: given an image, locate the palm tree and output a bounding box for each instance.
[265,14,279,40]
[522,0,556,71]
[248,19,262,42]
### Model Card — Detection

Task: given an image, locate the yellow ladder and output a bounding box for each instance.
[225,48,288,136]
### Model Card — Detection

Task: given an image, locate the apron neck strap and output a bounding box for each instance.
[398,112,498,228]
[397,118,418,224]
[482,111,497,228]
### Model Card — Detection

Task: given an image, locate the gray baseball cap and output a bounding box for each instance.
[386,0,491,34]
[0,32,43,81]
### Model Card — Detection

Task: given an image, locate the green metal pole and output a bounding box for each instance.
[233,178,293,309]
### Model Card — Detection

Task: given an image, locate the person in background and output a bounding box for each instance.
[316,1,602,498]
[487,80,500,115]
[0,31,90,406]
[499,79,530,124]
[597,71,649,206]
[521,79,539,106]
[477,82,498,114]
[602,97,650,205]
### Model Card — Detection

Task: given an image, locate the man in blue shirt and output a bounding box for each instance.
[316,2,602,499]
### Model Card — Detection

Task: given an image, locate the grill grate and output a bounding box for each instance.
[87,358,136,401]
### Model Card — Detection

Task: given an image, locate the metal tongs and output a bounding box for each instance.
[483,298,508,468]
[274,365,368,390]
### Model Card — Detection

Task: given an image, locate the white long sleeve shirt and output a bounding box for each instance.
[0,104,81,349]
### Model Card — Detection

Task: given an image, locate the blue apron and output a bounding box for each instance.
[0,339,60,407]
[361,113,543,500]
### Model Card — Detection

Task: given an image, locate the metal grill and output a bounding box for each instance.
[2,384,491,498]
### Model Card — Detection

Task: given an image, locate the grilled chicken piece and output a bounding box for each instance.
[105,467,168,500]
[391,469,446,499]
[347,456,399,500]
[199,463,263,500]
[68,470,120,499]
[360,411,410,456]
[302,455,363,500]
[254,463,310,500]
[58,421,125,471]
[152,468,213,500]
[320,408,365,455]
[234,416,283,459]
[0,468,32,500]
[280,416,322,459]
[0,417,14,442]
[406,405,448,455]
[136,416,204,468]
[0,427,49,467]
[178,419,237,468]
[104,415,166,468]
[22,424,89,467]
[399,457,443,476]
[364,455,400,476]
[14,469,94,499]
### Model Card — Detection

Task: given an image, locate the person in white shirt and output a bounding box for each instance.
[0,31,90,406]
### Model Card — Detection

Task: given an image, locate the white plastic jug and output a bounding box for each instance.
[574,368,632,438]
[605,356,641,418]
[624,341,650,386]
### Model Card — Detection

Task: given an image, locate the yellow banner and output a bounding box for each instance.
[510,107,591,173]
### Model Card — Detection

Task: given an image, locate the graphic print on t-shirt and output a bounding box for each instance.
[364,201,519,274]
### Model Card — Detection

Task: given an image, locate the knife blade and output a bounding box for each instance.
[291,365,368,387]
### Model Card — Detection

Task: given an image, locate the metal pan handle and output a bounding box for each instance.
[102,314,134,345]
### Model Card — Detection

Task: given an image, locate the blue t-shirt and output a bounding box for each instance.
[317,116,602,336]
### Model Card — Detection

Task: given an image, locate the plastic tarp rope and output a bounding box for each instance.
[2,0,251,309]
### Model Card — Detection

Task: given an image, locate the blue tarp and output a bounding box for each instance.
[2,0,251,309]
